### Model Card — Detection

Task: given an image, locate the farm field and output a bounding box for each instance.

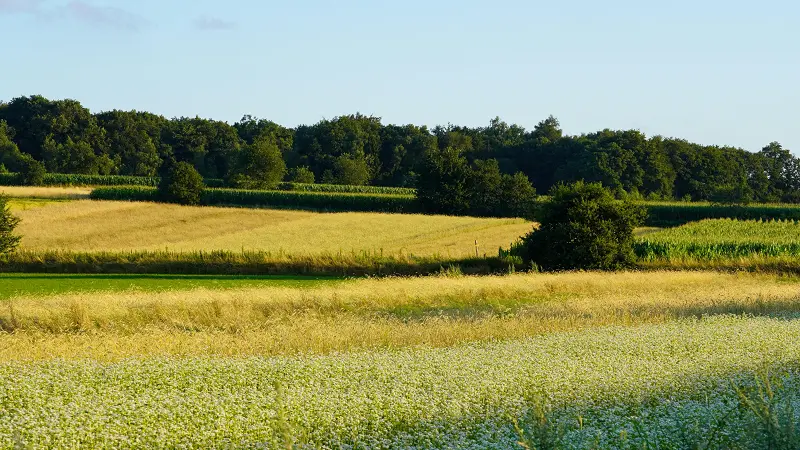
[636,218,800,260]
[0,185,91,199]
[1,271,800,447]
[11,200,530,257]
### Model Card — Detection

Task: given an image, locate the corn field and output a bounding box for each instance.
[89,186,420,213]
[636,218,800,260]
[276,181,416,195]
[0,173,225,188]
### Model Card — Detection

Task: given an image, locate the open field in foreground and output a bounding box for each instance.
[11,200,530,257]
[1,317,799,448]
[3,271,800,447]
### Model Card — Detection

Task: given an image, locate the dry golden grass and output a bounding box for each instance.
[0,186,91,199]
[2,271,798,361]
[14,200,531,257]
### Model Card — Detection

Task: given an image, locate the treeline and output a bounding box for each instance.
[1,94,798,204]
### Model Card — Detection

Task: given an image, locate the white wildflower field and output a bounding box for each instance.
[2,314,800,448]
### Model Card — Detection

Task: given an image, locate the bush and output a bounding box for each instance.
[0,196,21,255]
[520,181,646,271]
[159,162,205,205]
[18,156,45,186]
[289,166,316,184]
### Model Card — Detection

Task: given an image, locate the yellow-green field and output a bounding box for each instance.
[0,271,797,361]
[12,200,531,257]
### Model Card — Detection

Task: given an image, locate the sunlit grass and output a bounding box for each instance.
[13,200,531,257]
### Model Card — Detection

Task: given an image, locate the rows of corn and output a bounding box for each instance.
[276,181,416,195]
[636,218,800,260]
[89,186,420,213]
[0,173,226,188]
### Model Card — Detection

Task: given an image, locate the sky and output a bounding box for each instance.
[1,0,798,153]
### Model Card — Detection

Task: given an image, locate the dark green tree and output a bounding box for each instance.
[18,155,45,186]
[229,137,287,189]
[521,181,646,271]
[159,161,205,205]
[0,195,21,254]
[416,148,472,215]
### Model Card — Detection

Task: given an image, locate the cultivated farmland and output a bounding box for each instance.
[11,200,530,257]
[4,190,800,448]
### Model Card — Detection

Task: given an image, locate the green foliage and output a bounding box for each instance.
[0,164,7,174]
[18,155,45,186]
[288,166,315,184]
[229,137,287,189]
[0,196,21,255]
[416,147,472,215]
[5,94,800,208]
[521,181,646,270]
[416,149,537,218]
[158,162,205,205]
[322,154,371,186]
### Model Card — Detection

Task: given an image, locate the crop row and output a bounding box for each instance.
[641,201,800,226]
[276,181,416,195]
[0,173,226,188]
[636,218,800,260]
[89,186,420,213]
[0,316,798,448]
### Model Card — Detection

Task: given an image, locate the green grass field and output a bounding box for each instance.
[0,273,338,300]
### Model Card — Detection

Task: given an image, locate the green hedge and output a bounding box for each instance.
[90,186,420,213]
[0,250,509,276]
[276,182,416,196]
[0,173,225,188]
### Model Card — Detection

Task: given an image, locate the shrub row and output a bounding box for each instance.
[275,182,416,196]
[0,173,225,188]
[89,186,421,213]
[0,250,511,276]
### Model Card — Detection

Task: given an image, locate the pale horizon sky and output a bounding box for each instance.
[1,0,798,153]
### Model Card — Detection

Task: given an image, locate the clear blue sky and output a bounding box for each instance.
[1,0,798,152]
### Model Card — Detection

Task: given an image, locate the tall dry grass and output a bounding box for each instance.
[2,271,799,361]
[0,186,91,199]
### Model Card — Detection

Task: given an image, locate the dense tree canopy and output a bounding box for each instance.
[1,94,798,204]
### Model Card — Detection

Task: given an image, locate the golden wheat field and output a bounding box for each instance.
[0,185,92,199]
[11,199,531,256]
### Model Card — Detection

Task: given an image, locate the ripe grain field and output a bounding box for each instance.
[11,200,531,257]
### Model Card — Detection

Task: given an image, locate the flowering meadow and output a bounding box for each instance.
[1,315,799,448]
